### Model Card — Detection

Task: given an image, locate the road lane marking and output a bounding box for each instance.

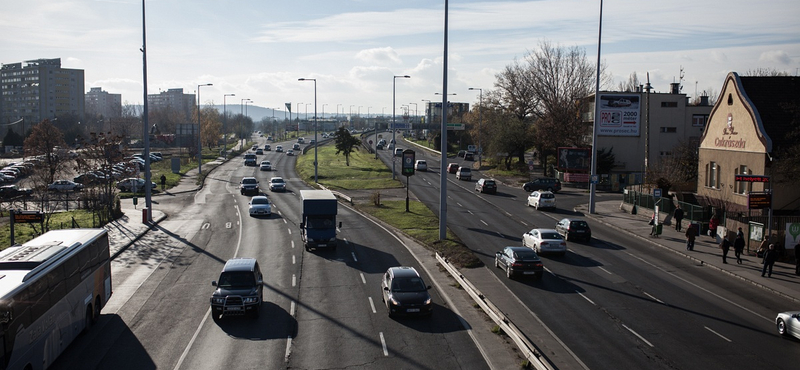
[283,218,287,224]
[704,326,732,342]
[496,231,504,238]
[643,292,665,304]
[368,297,377,313]
[292,255,296,265]
[287,228,292,235]
[344,238,349,245]
[457,202,463,207]
[360,273,366,284]
[291,241,295,249]
[576,291,596,305]
[225,222,232,229]
[201,223,210,229]
[285,336,293,363]
[351,252,358,262]
[622,324,654,347]
[598,266,613,275]
[467,210,474,215]
[290,300,296,316]
[173,308,211,370]
[480,220,488,226]
[292,274,296,287]
[379,332,388,356]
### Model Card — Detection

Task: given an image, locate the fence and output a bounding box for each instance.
[622,188,711,232]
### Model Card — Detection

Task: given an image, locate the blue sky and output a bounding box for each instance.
[2,0,798,117]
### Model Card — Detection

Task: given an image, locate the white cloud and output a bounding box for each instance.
[759,50,792,65]
[355,47,402,65]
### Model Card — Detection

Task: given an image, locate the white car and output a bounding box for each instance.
[116,178,157,193]
[286,149,294,156]
[48,179,84,192]
[414,160,427,171]
[527,191,556,209]
[269,177,286,192]
[248,195,272,217]
[260,161,272,171]
[776,311,800,339]
[522,228,567,256]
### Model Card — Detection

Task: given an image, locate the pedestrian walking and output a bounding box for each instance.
[160,174,167,191]
[685,224,697,251]
[708,215,719,238]
[719,237,732,264]
[795,242,800,275]
[761,244,778,277]
[734,228,745,264]
[673,205,684,231]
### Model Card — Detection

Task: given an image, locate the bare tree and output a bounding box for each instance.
[744,68,791,76]
[617,72,641,92]
[23,119,70,231]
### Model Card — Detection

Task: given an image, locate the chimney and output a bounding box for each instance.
[670,83,680,94]
[700,96,709,106]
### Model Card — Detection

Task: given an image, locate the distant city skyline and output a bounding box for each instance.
[3,1,798,114]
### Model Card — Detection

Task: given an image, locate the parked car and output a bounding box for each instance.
[48,180,84,192]
[269,177,286,192]
[0,185,33,199]
[475,178,497,194]
[443,163,457,174]
[776,311,800,340]
[239,177,260,195]
[380,266,432,317]
[210,258,263,320]
[455,167,472,181]
[522,228,567,256]
[116,178,156,193]
[523,177,562,193]
[74,172,100,185]
[260,161,272,171]
[495,246,543,279]
[527,191,556,209]
[414,160,427,172]
[555,218,592,242]
[248,195,272,217]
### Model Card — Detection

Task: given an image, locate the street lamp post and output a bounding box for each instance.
[322,104,327,120]
[468,87,482,168]
[299,78,318,183]
[409,102,417,130]
[392,75,411,180]
[223,93,235,152]
[197,83,212,174]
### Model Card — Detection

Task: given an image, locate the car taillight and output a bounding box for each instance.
[560,242,567,247]
[535,263,543,267]
[511,262,523,268]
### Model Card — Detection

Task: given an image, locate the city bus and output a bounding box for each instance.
[0,229,112,370]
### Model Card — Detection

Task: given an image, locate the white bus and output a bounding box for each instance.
[0,229,112,370]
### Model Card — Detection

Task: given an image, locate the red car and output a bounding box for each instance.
[447,163,459,174]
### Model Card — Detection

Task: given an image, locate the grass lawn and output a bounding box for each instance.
[0,209,99,248]
[296,145,399,190]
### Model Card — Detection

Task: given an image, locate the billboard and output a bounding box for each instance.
[597,94,641,136]
[558,147,592,172]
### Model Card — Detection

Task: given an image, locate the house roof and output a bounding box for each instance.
[737,75,800,154]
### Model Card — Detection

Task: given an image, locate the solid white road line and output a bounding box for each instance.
[379,332,388,356]
[173,308,211,370]
[704,326,732,342]
[622,324,654,347]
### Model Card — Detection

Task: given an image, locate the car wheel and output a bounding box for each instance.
[547,187,554,192]
[777,319,788,336]
[523,185,531,192]
[506,266,513,279]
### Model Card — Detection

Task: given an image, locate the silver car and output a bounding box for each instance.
[522,228,567,256]
[527,191,556,210]
[776,311,800,339]
[248,196,272,217]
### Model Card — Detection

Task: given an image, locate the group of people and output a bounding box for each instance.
[672,205,800,277]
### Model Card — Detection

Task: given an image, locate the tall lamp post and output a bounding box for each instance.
[223,93,235,151]
[589,0,604,214]
[468,87,482,168]
[197,83,213,174]
[409,102,418,130]
[392,75,411,180]
[299,78,318,183]
[349,105,355,128]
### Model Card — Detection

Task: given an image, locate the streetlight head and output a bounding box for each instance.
[469,87,479,91]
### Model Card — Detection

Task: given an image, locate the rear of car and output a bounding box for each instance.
[557,218,591,242]
[414,160,427,171]
[456,167,472,180]
[475,179,497,194]
[495,246,543,279]
[447,163,459,174]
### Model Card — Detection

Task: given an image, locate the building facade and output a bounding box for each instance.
[0,58,85,127]
[147,88,196,121]
[697,72,800,214]
[85,87,121,119]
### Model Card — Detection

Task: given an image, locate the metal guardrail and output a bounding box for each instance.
[435,253,553,370]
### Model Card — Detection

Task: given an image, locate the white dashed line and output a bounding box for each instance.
[287,228,292,235]
[290,301,296,316]
[368,297,377,313]
[576,291,596,305]
[285,336,292,362]
[292,255,296,265]
[643,292,664,304]
[343,238,349,245]
[379,332,388,356]
[292,274,296,287]
[480,220,488,226]
[291,241,295,249]
[704,326,732,342]
[360,273,366,284]
[622,324,654,347]
[351,252,358,262]
[598,266,613,275]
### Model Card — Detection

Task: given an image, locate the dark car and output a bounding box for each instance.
[555,218,592,242]
[475,178,497,194]
[381,266,432,317]
[0,185,33,199]
[464,152,475,161]
[523,177,562,193]
[239,177,259,195]
[457,150,466,158]
[495,246,544,279]
[210,258,263,320]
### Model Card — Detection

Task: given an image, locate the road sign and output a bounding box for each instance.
[13,211,43,224]
[590,175,599,184]
[653,188,662,199]
[401,149,415,176]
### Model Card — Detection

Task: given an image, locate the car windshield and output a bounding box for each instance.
[307,217,334,229]
[251,198,269,205]
[391,277,427,292]
[271,178,284,184]
[217,271,254,288]
[242,178,257,184]
[541,232,563,240]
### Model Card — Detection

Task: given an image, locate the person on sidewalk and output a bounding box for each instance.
[685,224,697,251]
[673,205,684,231]
[794,242,800,275]
[720,237,732,264]
[761,244,778,277]
[708,215,719,238]
[734,229,745,264]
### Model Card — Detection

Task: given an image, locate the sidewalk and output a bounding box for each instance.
[576,200,800,304]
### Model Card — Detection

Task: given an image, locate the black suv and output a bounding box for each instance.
[211,258,263,320]
[555,218,592,242]
[240,177,259,195]
[523,177,562,193]
[475,178,497,194]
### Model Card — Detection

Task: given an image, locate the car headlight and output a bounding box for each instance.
[211,297,224,304]
[389,296,401,306]
[243,297,259,304]
[423,297,432,305]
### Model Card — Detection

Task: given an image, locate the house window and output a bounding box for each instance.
[735,165,750,194]
[707,161,720,189]
[692,114,708,127]
[660,127,677,133]
[661,101,678,108]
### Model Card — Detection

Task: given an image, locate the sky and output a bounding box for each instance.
[2,0,799,120]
